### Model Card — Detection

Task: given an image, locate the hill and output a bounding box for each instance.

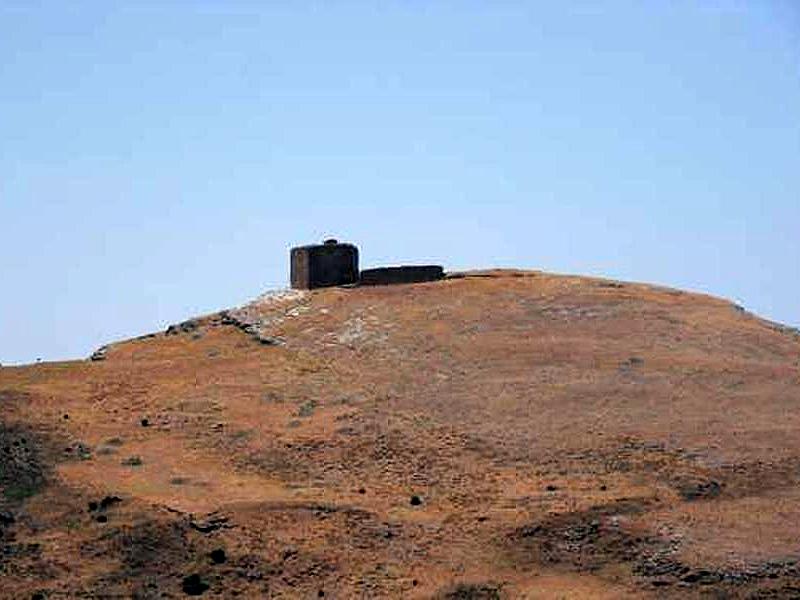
[1,270,799,598]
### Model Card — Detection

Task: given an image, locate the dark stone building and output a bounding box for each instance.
[290,239,359,289]
[290,239,445,289]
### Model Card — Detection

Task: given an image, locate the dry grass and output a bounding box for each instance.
[1,270,799,597]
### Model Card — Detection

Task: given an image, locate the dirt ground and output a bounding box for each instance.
[1,270,799,598]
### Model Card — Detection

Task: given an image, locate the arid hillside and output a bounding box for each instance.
[1,270,799,598]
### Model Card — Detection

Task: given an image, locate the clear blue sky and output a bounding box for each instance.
[1,2,798,365]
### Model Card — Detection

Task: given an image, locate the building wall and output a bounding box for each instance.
[359,265,444,286]
[290,242,359,289]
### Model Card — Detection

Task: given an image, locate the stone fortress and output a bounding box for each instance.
[290,239,444,290]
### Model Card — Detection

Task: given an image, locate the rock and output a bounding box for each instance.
[190,513,229,534]
[121,456,143,467]
[682,569,721,584]
[437,582,502,599]
[166,319,200,336]
[281,547,298,561]
[297,400,317,418]
[181,574,209,596]
[679,480,722,501]
[89,346,108,362]
[99,495,121,510]
[620,356,644,369]
[216,310,287,347]
[218,311,236,326]
[75,443,92,460]
[410,495,422,506]
[209,548,226,564]
[255,335,283,346]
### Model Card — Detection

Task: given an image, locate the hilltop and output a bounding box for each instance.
[1,270,799,598]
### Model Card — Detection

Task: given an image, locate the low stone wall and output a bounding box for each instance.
[359,265,444,286]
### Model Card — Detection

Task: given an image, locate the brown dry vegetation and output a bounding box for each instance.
[1,270,799,598]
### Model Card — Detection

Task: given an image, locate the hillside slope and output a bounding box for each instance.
[1,270,799,598]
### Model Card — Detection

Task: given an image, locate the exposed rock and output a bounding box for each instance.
[166,320,200,336]
[435,582,503,599]
[217,310,287,347]
[678,480,722,501]
[99,495,122,510]
[181,573,209,596]
[190,513,229,534]
[89,346,108,362]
